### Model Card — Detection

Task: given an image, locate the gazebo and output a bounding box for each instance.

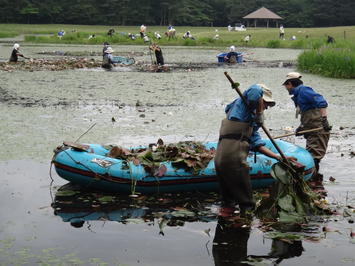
[243,7,283,28]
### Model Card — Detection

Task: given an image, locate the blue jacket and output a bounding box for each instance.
[225,84,265,150]
[290,85,328,112]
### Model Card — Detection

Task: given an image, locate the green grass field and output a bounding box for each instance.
[1,24,355,48]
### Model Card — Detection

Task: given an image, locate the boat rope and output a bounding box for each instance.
[62,149,104,180]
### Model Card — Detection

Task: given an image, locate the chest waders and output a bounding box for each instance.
[214,119,254,210]
[300,109,330,175]
[102,54,112,69]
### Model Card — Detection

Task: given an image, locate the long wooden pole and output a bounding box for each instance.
[273,127,323,139]
[224,72,289,163]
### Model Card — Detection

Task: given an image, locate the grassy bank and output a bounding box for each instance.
[298,41,355,79]
[1,24,355,49]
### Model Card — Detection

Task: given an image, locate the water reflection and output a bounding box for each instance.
[212,216,304,265]
[212,217,250,266]
[52,183,219,232]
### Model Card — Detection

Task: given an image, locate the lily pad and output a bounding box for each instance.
[55,190,78,197]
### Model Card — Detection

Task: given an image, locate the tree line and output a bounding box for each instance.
[1,0,354,27]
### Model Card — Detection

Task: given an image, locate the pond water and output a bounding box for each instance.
[0,43,354,265]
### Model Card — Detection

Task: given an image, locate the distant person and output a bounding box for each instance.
[107,28,115,37]
[279,25,285,39]
[143,35,150,43]
[9,43,28,62]
[154,32,162,39]
[128,33,136,40]
[167,24,173,31]
[183,31,195,40]
[149,43,164,66]
[227,24,233,32]
[88,34,95,40]
[57,29,65,39]
[165,28,176,40]
[140,24,146,38]
[224,45,238,63]
[102,42,110,56]
[102,47,116,70]
[243,34,251,44]
[327,35,335,44]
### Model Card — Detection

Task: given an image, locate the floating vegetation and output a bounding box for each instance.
[52,183,220,232]
[0,58,101,71]
[37,50,144,57]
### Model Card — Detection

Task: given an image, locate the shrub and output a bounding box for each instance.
[266,40,281,48]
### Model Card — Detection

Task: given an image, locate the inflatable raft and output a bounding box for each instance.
[52,140,315,194]
[112,56,135,65]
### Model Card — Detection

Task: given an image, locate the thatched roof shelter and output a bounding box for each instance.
[243,7,283,27]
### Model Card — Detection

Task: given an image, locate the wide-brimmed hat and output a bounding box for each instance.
[105,47,114,53]
[257,84,276,107]
[13,43,20,50]
[230,45,235,52]
[282,72,302,85]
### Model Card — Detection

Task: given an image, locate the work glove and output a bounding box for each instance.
[295,125,305,136]
[254,113,264,127]
[231,82,240,89]
[321,116,332,131]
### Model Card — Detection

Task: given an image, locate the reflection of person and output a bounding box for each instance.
[268,239,304,264]
[212,217,250,266]
[149,43,164,66]
[102,47,116,70]
[283,72,331,181]
[247,239,304,264]
[215,84,295,215]
[9,43,27,62]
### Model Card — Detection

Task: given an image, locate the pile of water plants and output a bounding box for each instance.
[106,139,215,176]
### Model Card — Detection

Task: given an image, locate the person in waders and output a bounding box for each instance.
[283,72,331,182]
[101,47,115,70]
[102,42,110,56]
[224,45,238,64]
[149,43,164,66]
[215,84,295,216]
[9,43,27,62]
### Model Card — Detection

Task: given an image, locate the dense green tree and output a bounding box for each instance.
[0,0,354,27]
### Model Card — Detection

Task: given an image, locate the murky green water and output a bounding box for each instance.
[0,43,354,265]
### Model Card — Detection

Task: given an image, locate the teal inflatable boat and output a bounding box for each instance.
[112,56,135,65]
[52,140,315,194]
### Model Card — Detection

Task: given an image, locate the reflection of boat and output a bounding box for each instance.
[52,140,314,194]
[52,183,217,228]
[112,56,135,65]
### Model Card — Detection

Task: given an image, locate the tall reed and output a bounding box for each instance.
[298,41,355,79]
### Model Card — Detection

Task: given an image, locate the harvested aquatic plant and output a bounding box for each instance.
[107,139,215,175]
[256,162,332,223]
